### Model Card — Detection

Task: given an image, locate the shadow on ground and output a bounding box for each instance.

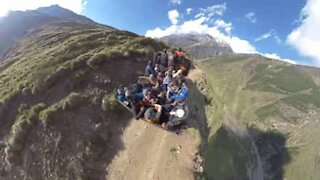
[249,128,292,180]
[186,79,210,151]
[203,124,291,180]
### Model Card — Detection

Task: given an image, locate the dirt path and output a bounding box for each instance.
[105,119,197,180]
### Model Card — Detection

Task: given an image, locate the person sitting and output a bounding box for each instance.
[172,57,192,78]
[125,90,146,120]
[156,72,164,85]
[140,74,157,86]
[166,80,179,101]
[145,60,155,76]
[173,69,183,79]
[116,88,126,102]
[165,104,187,129]
[156,72,166,93]
[170,83,188,101]
[141,88,155,106]
[155,63,166,73]
[144,104,162,123]
[162,71,173,91]
[144,104,172,124]
[131,81,144,94]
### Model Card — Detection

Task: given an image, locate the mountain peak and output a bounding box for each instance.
[36,4,75,14]
[0,5,114,58]
[35,5,91,22]
[160,33,233,59]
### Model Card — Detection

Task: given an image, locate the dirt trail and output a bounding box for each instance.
[106,119,197,180]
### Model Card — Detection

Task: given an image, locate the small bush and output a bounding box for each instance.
[101,94,119,111]
[87,52,109,68]
[2,88,20,105]
[39,92,86,122]
[71,53,91,70]
[87,49,124,68]
[62,92,86,110]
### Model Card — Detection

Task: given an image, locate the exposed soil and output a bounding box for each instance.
[0,58,200,180]
[0,56,163,179]
[105,118,198,180]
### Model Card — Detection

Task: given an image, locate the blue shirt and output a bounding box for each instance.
[134,92,144,102]
[171,88,188,101]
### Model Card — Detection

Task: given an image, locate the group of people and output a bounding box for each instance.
[116,48,191,129]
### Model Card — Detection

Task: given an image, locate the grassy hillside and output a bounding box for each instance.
[195,55,320,179]
[0,19,168,179]
[1,8,319,179]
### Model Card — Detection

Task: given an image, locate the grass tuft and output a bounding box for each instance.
[5,103,46,166]
[39,92,86,122]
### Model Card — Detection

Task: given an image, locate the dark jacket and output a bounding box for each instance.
[152,52,161,66]
[159,52,168,67]
[168,54,174,69]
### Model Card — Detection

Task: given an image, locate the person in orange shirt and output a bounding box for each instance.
[176,48,185,57]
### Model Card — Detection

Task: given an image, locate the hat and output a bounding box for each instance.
[170,109,185,118]
[175,109,185,118]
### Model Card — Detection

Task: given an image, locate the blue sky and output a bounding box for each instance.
[83,0,320,66]
[1,0,320,66]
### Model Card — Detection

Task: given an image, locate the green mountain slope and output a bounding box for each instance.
[0,5,112,58]
[1,6,320,180]
[194,55,320,180]
[0,13,167,179]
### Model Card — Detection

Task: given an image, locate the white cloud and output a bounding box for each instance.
[0,0,87,17]
[255,29,282,44]
[145,16,298,64]
[194,13,204,19]
[274,36,282,44]
[264,53,281,59]
[255,32,272,42]
[263,53,297,64]
[245,12,257,23]
[186,8,193,15]
[214,19,232,34]
[146,3,300,62]
[145,16,257,54]
[287,0,320,64]
[170,0,182,5]
[168,9,179,25]
[198,3,227,20]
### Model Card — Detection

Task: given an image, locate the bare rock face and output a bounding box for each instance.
[160,33,233,59]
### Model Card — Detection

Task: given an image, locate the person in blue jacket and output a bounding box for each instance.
[170,83,188,101]
[116,88,125,102]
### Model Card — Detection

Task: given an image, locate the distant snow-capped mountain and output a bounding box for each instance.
[160,33,233,60]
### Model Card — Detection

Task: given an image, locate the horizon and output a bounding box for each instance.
[1,0,319,67]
